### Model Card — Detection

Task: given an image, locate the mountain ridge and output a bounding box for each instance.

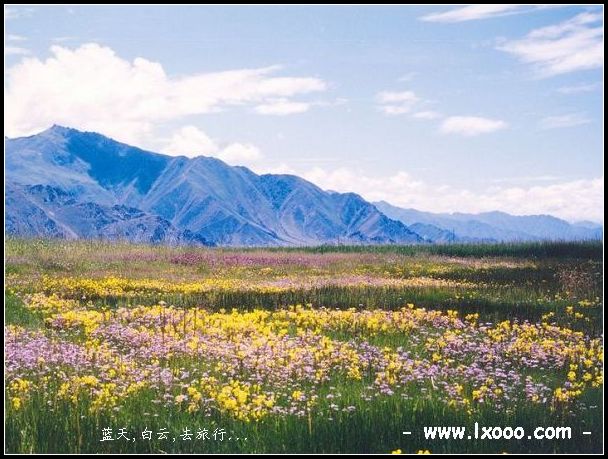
[374,201,602,243]
[6,126,601,246]
[6,126,422,246]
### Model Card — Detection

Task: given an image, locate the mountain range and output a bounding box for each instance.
[374,201,602,243]
[5,126,602,246]
[6,126,422,246]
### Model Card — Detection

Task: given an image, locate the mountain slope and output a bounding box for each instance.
[408,223,457,243]
[374,201,602,242]
[6,183,209,245]
[6,126,423,246]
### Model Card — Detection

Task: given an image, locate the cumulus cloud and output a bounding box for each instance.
[217,143,262,165]
[163,125,219,157]
[375,90,504,137]
[376,90,420,115]
[498,12,604,77]
[302,167,603,222]
[161,125,262,166]
[440,116,508,136]
[4,43,327,145]
[540,113,591,129]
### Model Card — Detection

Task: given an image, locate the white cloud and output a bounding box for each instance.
[5,46,30,56]
[4,43,327,145]
[254,97,344,115]
[304,168,425,199]
[7,34,27,41]
[376,92,503,136]
[557,81,601,94]
[420,5,525,23]
[540,113,591,129]
[302,167,604,222]
[250,162,297,175]
[498,12,604,77]
[217,142,262,165]
[376,90,418,104]
[380,105,412,115]
[375,90,443,120]
[161,125,262,166]
[412,110,442,120]
[376,90,420,116]
[440,116,508,136]
[254,98,311,115]
[488,175,562,184]
[163,125,219,157]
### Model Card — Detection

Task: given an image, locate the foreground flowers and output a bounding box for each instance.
[6,295,602,424]
[40,275,474,299]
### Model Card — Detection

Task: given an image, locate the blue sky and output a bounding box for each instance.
[4,5,604,222]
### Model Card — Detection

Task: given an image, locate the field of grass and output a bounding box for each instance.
[5,239,603,453]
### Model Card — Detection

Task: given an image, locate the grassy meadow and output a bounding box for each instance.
[4,239,603,453]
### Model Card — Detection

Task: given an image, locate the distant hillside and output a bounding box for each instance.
[374,201,602,243]
[7,126,600,246]
[6,126,422,246]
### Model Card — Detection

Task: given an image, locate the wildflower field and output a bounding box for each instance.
[4,239,603,453]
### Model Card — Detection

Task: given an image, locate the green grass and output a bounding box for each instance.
[4,292,44,329]
[4,238,604,453]
[262,240,603,260]
[5,238,603,333]
[6,378,602,453]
